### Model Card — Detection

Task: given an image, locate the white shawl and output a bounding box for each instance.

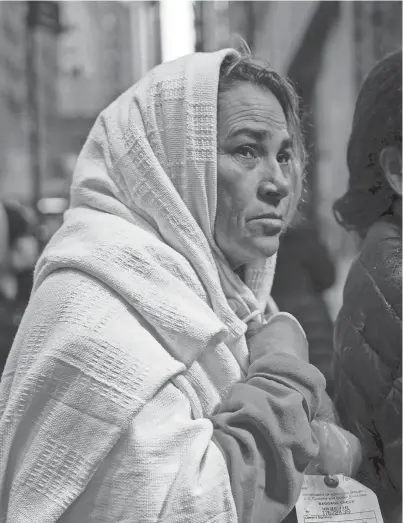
[35,49,277,371]
[0,50,284,523]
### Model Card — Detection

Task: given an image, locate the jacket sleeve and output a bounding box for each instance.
[211,352,323,523]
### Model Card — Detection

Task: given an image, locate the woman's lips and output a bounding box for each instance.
[248,215,283,233]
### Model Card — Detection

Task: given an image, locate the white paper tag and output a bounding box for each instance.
[296,475,384,523]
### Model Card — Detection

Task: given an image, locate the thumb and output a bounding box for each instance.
[264,312,309,360]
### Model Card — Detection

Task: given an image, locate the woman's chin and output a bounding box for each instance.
[249,235,280,260]
[220,235,280,269]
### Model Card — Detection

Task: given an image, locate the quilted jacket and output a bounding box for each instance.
[332,212,402,520]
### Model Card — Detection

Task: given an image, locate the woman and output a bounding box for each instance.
[332,50,402,522]
[0,49,357,523]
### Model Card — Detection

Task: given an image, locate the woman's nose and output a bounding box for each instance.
[257,162,292,202]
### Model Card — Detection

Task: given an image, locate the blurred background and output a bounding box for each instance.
[0,1,401,370]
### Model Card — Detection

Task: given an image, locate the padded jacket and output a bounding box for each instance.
[332,213,402,520]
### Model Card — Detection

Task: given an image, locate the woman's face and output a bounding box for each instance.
[215,82,294,270]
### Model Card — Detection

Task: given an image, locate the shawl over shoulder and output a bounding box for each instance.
[0,50,324,523]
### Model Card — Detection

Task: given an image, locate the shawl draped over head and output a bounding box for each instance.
[1,52,331,523]
[34,49,278,372]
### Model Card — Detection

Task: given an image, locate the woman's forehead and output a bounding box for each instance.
[218,82,287,134]
[218,83,288,139]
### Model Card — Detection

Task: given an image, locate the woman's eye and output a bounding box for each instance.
[236,145,258,159]
[277,151,291,165]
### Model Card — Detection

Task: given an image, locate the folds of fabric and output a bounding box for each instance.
[0,50,322,522]
[0,266,324,523]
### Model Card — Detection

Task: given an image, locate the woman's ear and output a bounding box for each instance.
[380,145,402,196]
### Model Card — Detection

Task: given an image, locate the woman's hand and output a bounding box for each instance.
[306,420,362,477]
[247,312,309,363]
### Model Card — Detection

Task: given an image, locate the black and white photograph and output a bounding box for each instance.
[0,1,401,522]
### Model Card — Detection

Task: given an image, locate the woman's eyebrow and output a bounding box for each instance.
[228,128,293,149]
[228,128,269,141]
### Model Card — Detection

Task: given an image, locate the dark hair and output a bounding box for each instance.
[333,49,402,237]
[218,48,306,226]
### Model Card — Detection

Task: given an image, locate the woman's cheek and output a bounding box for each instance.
[217,155,256,221]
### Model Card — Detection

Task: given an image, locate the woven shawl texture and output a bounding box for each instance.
[0,50,279,522]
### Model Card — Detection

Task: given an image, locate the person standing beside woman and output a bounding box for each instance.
[332,49,402,523]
